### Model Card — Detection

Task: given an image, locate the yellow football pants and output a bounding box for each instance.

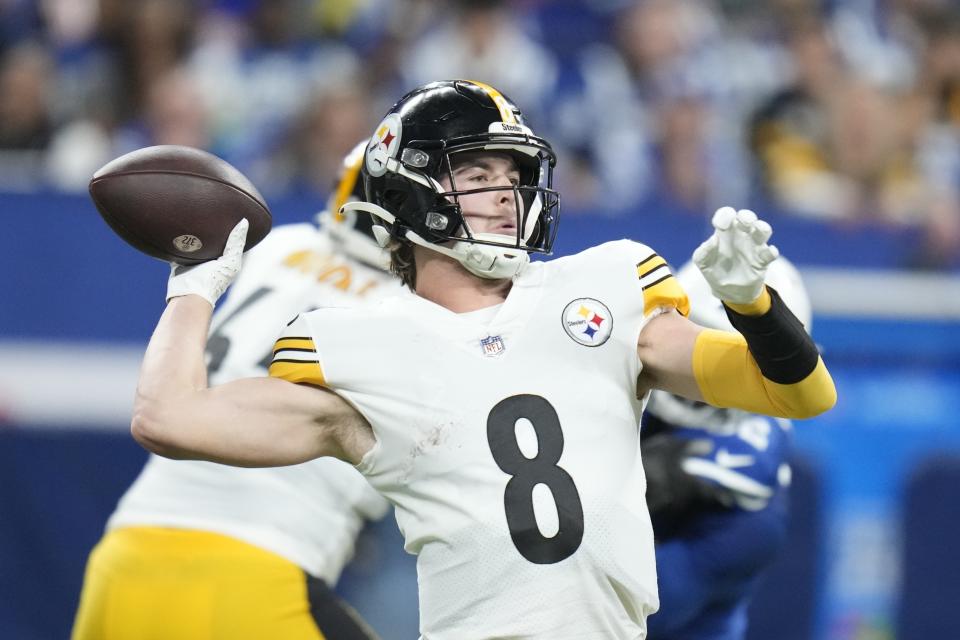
[72,527,365,640]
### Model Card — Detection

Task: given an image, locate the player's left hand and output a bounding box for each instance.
[166,218,248,306]
[692,207,779,304]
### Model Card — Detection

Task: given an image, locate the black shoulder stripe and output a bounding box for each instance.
[636,253,660,269]
[638,263,668,279]
[642,273,672,290]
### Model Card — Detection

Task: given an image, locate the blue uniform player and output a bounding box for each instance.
[642,256,812,639]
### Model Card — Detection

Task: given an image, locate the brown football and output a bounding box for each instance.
[89,145,272,265]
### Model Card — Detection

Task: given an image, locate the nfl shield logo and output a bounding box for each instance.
[480,335,505,356]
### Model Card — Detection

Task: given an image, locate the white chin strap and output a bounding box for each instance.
[411,231,530,280]
[342,201,530,280]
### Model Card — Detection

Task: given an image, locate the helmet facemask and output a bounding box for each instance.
[378,134,560,279]
[429,141,558,275]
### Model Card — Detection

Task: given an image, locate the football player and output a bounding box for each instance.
[127,80,836,638]
[71,143,402,640]
[642,256,811,639]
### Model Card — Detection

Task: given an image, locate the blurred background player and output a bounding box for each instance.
[71,142,402,640]
[641,256,812,640]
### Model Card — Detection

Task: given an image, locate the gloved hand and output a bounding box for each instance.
[166,219,248,306]
[642,431,732,533]
[692,207,779,304]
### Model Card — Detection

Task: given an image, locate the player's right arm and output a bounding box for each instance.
[130,221,374,467]
[131,296,371,467]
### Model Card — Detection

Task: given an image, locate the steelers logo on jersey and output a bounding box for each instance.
[562,298,613,347]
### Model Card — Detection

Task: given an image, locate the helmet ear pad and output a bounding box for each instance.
[375,170,465,242]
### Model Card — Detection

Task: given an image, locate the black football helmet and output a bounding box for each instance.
[343,79,560,279]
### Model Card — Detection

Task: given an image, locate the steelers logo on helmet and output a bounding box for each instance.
[366,113,402,177]
[562,298,613,347]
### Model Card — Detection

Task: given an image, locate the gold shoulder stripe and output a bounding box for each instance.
[273,337,316,354]
[643,274,690,317]
[636,255,667,279]
[268,359,326,386]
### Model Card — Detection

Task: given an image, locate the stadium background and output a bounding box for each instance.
[1,1,959,638]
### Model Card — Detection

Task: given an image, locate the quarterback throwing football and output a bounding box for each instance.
[130,80,836,639]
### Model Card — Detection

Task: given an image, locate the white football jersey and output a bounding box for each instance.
[270,240,690,639]
[109,222,402,584]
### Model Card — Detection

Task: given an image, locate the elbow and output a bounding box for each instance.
[778,358,838,420]
[129,410,160,453]
[130,397,185,459]
[809,384,839,418]
[785,381,838,420]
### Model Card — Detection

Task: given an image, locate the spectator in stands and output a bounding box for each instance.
[0,0,44,55]
[547,0,748,214]
[400,0,559,123]
[906,6,960,268]
[750,16,926,221]
[112,66,212,155]
[0,42,54,151]
[186,0,365,182]
[259,79,378,195]
[0,42,55,189]
[108,0,197,122]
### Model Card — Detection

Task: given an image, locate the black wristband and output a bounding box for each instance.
[723,287,819,384]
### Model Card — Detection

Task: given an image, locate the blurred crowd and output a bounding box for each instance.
[2,0,960,269]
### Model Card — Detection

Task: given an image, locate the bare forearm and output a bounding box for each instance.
[131,295,215,458]
[130,295,370,465]
[137,295,212,404]
[136,377,354,467]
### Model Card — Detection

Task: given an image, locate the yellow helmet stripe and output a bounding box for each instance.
[464,79,517,124]
[332,143,365,222]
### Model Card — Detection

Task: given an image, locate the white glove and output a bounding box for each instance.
[166,219,248,306]
[692,207,780,304]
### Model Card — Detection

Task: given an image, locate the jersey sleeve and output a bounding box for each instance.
[632,244,690,318]
[268,314,327,386]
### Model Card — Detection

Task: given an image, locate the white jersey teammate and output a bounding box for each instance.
[72,144,402,640]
